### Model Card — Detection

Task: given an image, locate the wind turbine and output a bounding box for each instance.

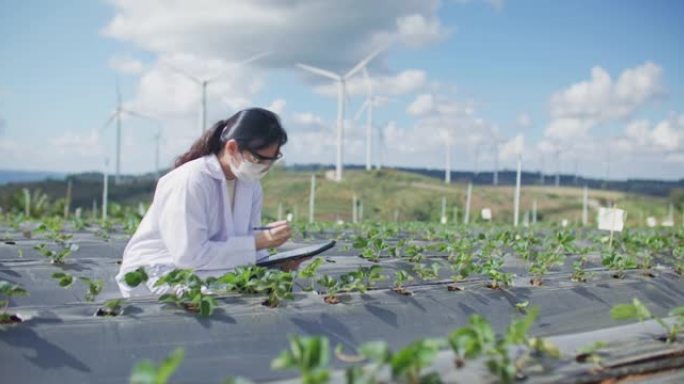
[101,80,160,185]
[152,126,165,179]
[164,52,270,133]
[354,67,396,172]
[296,46,387,181]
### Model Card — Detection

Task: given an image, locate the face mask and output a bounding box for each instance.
[229,152,270,181]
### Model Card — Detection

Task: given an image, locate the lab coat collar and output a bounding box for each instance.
[203,154,227,181]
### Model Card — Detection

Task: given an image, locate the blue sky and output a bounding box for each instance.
[1,0,683,180]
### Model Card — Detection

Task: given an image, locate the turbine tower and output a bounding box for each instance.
[297,46,386,181]
[101,80,159,184]
[164,52,270,133]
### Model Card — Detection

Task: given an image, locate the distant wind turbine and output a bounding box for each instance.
[296,46,387,181]
[354,67,396,172]
[101,80,160,184]
[164,52,270,133]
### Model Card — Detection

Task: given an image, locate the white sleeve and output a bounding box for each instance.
[250,182,270,262]
[158,175,257,270]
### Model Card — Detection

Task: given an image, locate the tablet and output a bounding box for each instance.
[257,240,336,267]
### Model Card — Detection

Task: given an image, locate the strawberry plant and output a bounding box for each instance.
[352,338,445,384]
[601,247,636,279]
[52,271,74,287]
[33,240,79,264]
[256,269,295,308]
[529,251,564,286]
[480,257,512,289]
[271,335,331,384]
[130,347,184,384]
[447,251,476,291]
[155,269,217,317]
[124,267,149,288]
[611,298,684,343]
[0,280,27,324]
[216,265,266,294]
[412,262,441,281]
[672,247,684,275]
[96,298,126,317]
[79,277,104,302]
[317,275,341,304]
[298,257,324,292]
[393,270,413,295]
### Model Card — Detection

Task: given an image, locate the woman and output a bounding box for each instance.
[116,108,293,297]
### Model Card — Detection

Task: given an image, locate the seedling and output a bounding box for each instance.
[33,241,79,264]
[393,270,414,295]
[257,270,295,308]
[601,247,636,279]
[96,298,126,317]
[216,265,266,294]
[298,258,324,292]
[575,341,607,366]
[412,262,441,281]
[447,251,476,291]
[79,277,104,302]
[271,335,331,384]
[316,275,340,304]
[481,257,512,289]
[404,243,425,264]
[0,280,27,324]
[611,298,684,343]
[130,347,184,384]
[529,251,564,286]
[155,269,217,317]
[353,338,445,384]
[52,271,74,287]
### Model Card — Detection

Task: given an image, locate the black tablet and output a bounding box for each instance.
[256,240,336,267]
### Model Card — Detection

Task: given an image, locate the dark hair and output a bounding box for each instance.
[175,107,288,168]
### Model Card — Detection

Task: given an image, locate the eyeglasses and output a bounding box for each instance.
[244,149,283,165]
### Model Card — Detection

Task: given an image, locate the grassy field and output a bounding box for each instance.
[261,167,677,227]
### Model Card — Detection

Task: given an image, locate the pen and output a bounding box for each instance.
[252,226,274,231]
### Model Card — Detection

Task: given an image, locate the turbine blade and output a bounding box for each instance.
[207,51,271,83]
[296,63,340,81]
[344,45,387,79]
[362,66,372,96]
[122,108,160,124]
[354,99,369,121]
[101,112,117,131]
[162,62,202,84]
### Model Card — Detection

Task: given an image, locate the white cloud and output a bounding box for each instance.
[544,62,664,144]
[622,114,684,153]
[267,99,286,115]
[500,133,525,161]
[109,54,145,75]
[51,130,104,157]
[104,0,445,71]
[395,14,450,47]
[407,93,434,116]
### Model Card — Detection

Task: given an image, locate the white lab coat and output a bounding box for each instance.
[115,154,268,297]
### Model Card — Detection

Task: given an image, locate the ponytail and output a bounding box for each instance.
[174,108,287,169]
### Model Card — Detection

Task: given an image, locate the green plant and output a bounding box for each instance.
[571,255,590,283]
[130,347,185,384]
[317,275,340,304]
[215,265,266,294]
[575,341,607,366]
[33,240,79,264]
[412,262,441,281]
[80,277,104,302]
[97,298,126,317]
[0,280,27,323]
[529,250,564,286]
[257,270,295,308]
[353,338,445,384]
[298,258,324,292]
[480,257,512,289]
[124,267,149,287]
[155,269,217,317]
[601,248,636,278]
[52,271,74,287]
[611,298,684,343]
[271,335,331,384]
[393,270,414,295]
[673,247,684,275]
[447,251,476,291]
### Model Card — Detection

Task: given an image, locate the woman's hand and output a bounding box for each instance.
[254,220,291,250]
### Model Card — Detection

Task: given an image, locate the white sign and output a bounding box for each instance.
[646,217,657,227]
[286,213,294,222]
[561,219,569,228]
[440,216,447,224]
[598,207,625,232]
[481,208,492,221]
